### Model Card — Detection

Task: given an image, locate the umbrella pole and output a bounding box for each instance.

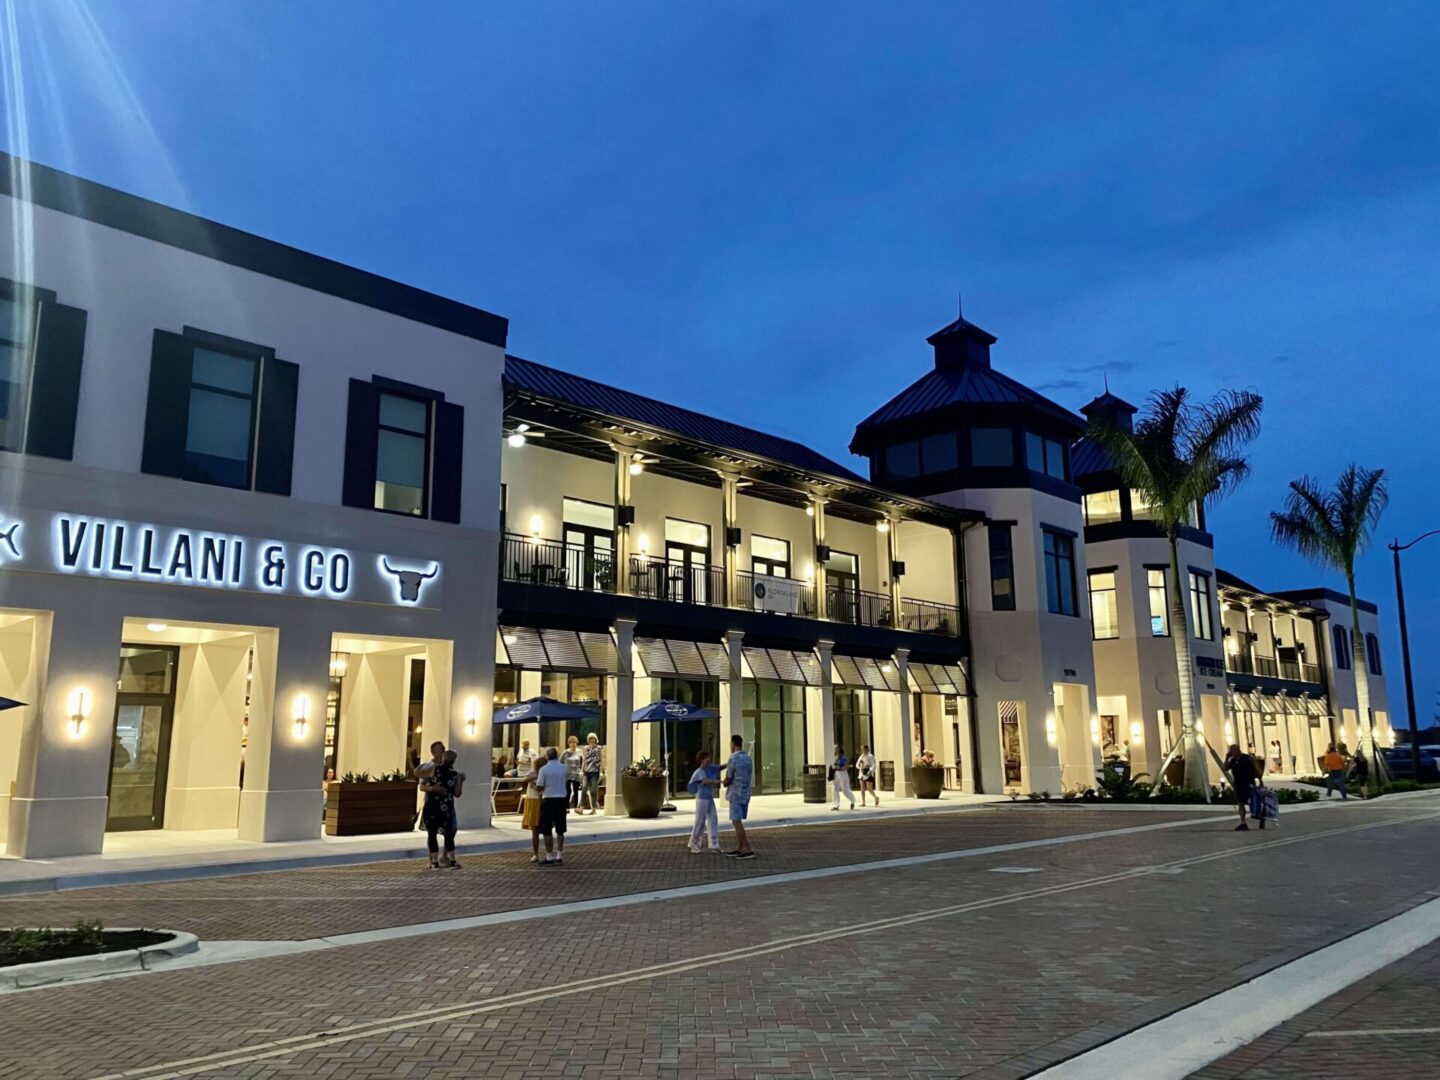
[662,721,676,812]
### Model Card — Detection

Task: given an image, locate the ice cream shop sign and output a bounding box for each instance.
[0,511,443,608]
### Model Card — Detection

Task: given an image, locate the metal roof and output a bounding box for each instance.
[1070,437,1115,479]
[505,355,867,482]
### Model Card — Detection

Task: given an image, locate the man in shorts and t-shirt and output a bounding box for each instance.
[723,733,755,859]
[535,747,570,864]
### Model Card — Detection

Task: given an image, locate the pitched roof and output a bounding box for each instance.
[1070,437,1114,479]
[850,364,1085,449]
[505,355,867,482]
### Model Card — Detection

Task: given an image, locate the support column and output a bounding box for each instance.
[887,517,903,627]
[449,624,494,828]
[810,495,828,619]
[893,648,914,797]
[604,618,637,816]
[721,474,740,608]
[816,639,836,758]
[720,629,744,747]
[614,445,635,594]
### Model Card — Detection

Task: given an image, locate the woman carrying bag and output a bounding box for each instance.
[830,743,856,811]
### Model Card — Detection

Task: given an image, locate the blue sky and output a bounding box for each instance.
[7,1,1440,723]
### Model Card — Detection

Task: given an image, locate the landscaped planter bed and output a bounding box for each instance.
[325,780,419,836]
[0,924,197,990]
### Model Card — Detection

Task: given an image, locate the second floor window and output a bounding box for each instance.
[1147,568,1169,636]
[1083,490,1122,525]
[0,279,87,461]
[343,376,464,523]
[1043,528,1078,616]
[1089,570,1119,639]
[1188,571,1214,640]
[1334,625,1351,670]
[0,292,35,452]
[375,392,430,515]
[1026,432,1069,481]
[1366,632,1383,675]
[751,535,790,578]
[988,525,1015,611]
[185,348,258,489]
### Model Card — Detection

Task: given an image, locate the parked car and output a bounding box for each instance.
[1380,747,1440,782]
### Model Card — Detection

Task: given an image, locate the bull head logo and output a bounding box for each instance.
[381,558,438,603]
[0,520,20,562]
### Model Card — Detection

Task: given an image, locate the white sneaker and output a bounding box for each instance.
[688,845,701,854]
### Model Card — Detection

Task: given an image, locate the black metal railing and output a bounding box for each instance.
[899,596,961,636]
[734,569,817,618]
[502,533,615,593]
[825,585,891,629]
[1226,651,1321,684]
[628,555,726,608]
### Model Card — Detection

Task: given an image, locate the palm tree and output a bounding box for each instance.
[1270,465,1389,785]
[1089,387,1264,793]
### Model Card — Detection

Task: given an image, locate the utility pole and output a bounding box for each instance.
[1391,529,1440,780]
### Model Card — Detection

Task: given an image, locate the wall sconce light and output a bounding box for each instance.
[1224,721,1235,742]
[1195,718,1206,738]
[637,533,650,555]
[804,563,815,582]
[529,515,542,539]
[67,687,90,738]
[465,697,481,738]
[1130,722,1143,745]
[293,694,312,739]
[805,505,815,517]
[1045,714,1058,748]
[329,652,350,679]
[1225,636,1239,655]
[1089,717,1100,745]
[877,520,890,534]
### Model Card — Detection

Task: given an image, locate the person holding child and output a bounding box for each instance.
[419,748,466,869]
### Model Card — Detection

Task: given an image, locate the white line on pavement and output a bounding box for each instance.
[92,811,1439,1080]
[1304,1025,1440,1039]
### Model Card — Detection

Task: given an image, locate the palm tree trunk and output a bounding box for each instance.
[1347,574,1386,789]
[1166,533,1209,795]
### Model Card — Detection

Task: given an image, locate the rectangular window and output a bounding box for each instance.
[751,534,790,577]
[1026,432,1068,480]
[885,441,920,478]
[1131,490,1158,520]
[375,392,430,515]
[184,347,259,489]
[0,293,34,452]
[1147,568,1169,636]
[988,525,1015,611]
[1083,490,1123,525]
[1043,529,1078,616]
[1366,633,1383,675]
[1188,571,1214,640]
[1089,570,1119,639]
[970,427,1013,467]
[921,432,958,474]
[1333,626,1351,670]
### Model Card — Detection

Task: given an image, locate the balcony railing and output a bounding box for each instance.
[1226,652,1321,684]
[502,533,958,635]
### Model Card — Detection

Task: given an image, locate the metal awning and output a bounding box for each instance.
[1229,690,1260,713]
[635,637,732,680]
[498,627,619,673]
[832,654,901,692]
[908,662,968,696]
[741,647,824,686]
[1303,695,1330,718]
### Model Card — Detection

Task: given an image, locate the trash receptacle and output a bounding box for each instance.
[802,764,828,803]
[879,760,895,792]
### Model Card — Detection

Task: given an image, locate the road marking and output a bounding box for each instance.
[989,866,1042,873]
[1304,1025,1440,1038]
[93,811,1437,1080]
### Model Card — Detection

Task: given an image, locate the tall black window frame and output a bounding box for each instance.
[1365,632,1383,675]
[183,345,262,491]
[374,389,432,517]
[1088,568,1119,640]
[0,276,87,462]
[1333,625,1351,670]
[1145,565,1170,637]
[1188,570,1214,641]
[988,525,1015,611]
[1042,528,1078,617]
[341,375,464,524]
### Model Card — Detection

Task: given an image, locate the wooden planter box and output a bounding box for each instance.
[324,780,418,836]
[911,766,945,799]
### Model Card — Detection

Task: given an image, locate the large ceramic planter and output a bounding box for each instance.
[911,766,945,800]
[324,780,418,836]
[621,774,667,818]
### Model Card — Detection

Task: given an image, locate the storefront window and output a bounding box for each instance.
[491,667,520,771]
[659,677,720,796]
[833,688,873,760]
[741,680,806,794]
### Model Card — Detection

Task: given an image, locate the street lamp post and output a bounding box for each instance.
[1390,529,1440,781]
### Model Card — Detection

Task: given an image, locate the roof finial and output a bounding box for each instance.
[957,290,964,322]
[1103,371,1110,393]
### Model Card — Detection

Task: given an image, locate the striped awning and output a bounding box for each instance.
[831,654,901,692]
[908,662,968,696]
[742,647,824,686]
[498,627,619,673]
[635,637,733,680]
[1303,695,1330,718]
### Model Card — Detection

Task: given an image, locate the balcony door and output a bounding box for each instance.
[562,497,614,592]
[750,535,790,578]
[826,550,860,624]
[664,518,711,605]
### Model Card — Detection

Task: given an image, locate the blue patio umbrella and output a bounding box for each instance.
[0,696,24,711]
[492,696,588,724]
[632,700,720,809]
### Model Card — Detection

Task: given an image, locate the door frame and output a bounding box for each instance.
[106,643,181,832]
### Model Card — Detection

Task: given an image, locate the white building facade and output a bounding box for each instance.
[0,156,506,857]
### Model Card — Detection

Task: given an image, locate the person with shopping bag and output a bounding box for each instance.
[1224,744,1264,832]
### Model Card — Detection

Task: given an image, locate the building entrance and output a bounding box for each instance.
[106,644,180,831]
[1000,701,1023,788]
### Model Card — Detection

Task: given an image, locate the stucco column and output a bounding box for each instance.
[449,623,494,828]
[239,620,331,843]
[816,639,836,759]
[613,445,635,595]
[719,629,745,747]
[604,618,637,816]
[810,495,827,619]
[887,518,903,629]
[893,648,914,797]
[6,604,123,858]
[721,474,740,608]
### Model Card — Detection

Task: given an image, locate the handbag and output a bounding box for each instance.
[826,766,836,780]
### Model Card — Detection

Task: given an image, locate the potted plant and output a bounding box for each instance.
[911,756,945,799]
[324,770,418,836]
[620,757,668,818]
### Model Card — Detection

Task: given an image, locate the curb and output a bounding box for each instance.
[0,929,198,990]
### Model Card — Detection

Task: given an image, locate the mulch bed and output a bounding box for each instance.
[0,928,174,967]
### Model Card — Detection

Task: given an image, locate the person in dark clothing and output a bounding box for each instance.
[420,750,464,869]
[1225,743,1263,831]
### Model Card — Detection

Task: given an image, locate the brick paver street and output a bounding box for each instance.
[3,799,1440,1079]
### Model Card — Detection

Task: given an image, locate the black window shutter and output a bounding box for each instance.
[254,357,298,496]
[430,399,464,523]
[140,330,195,478]
[24,299,87,460]
[341,378,381,509]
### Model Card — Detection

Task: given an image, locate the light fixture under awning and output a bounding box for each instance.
[635,637,733,680]
[498,627,619,673]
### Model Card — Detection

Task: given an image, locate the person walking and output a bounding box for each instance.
[580,732,603,814]
[830,744,856,811]
[856,744,878,807]
[686,750,721,853]
[1322,743,1349,800]
[722,733,755,859]
[1225,743,1263,831]
[535,746,569,864]
[562,735,585,808]
[1269,739,1284,777]
[1349,748,1371,798]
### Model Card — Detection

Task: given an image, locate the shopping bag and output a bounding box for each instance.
[1249,789,1279,823]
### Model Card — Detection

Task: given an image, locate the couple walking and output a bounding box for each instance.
[686,734,755,858]
[829,744,879,810]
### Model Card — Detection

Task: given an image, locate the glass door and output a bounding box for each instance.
[107,644,180,831]
[562,497,616,592]
[999,701,1023,788]
[826,550,860,623]
[664,519,711,605]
